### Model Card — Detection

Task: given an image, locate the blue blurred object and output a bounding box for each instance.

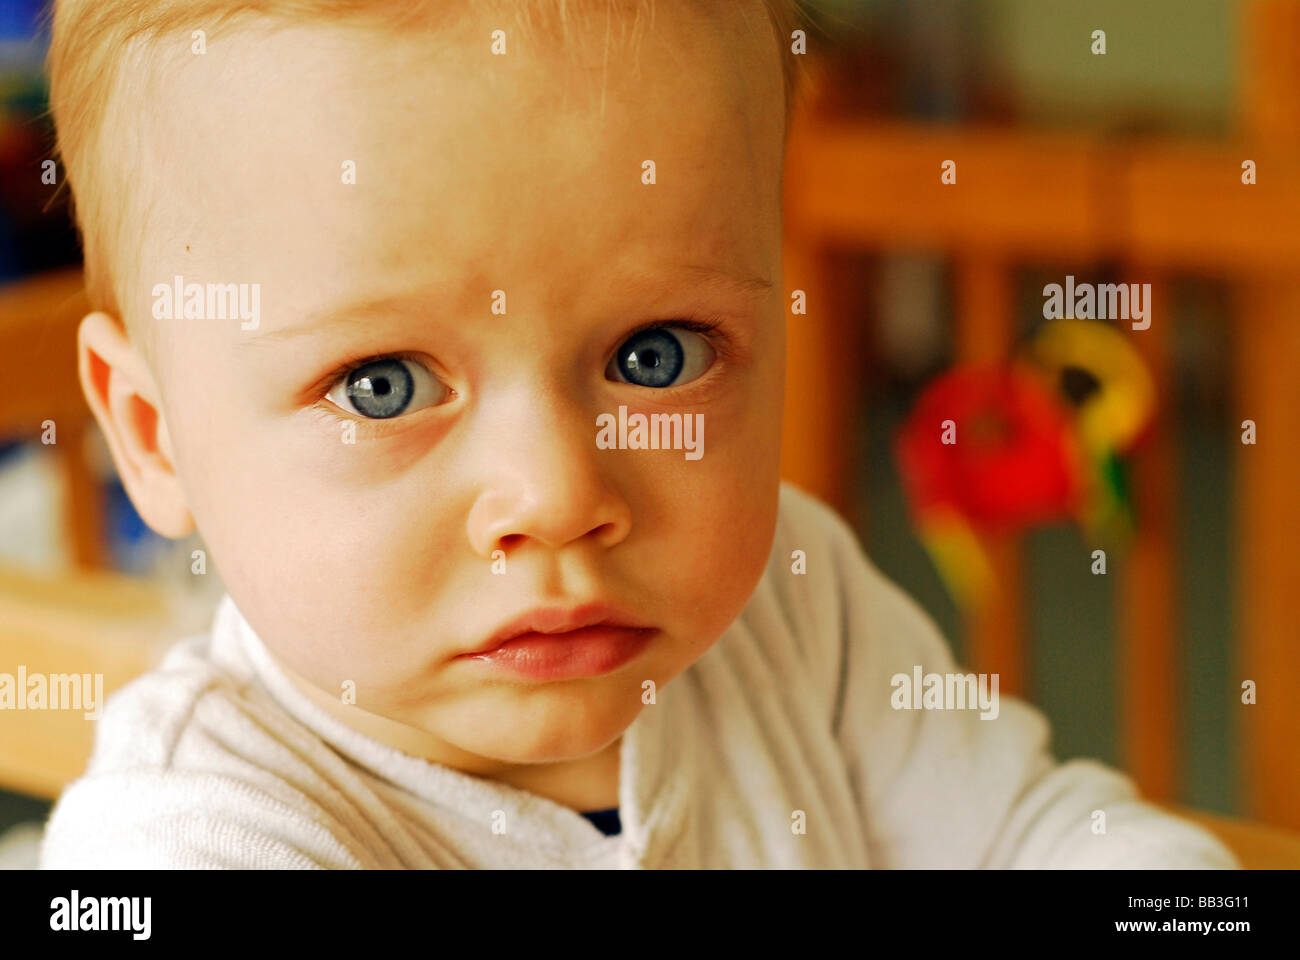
[0,206,19,283]
[0,439,24,466]
[105,475,168,574]
[0,0,83,279]
[0,438,164,572]
[0,0,47,40]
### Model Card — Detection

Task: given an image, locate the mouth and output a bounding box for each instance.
[457,603,657,681]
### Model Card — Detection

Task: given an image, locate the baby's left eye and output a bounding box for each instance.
[325,357,448,419]
[606,326,715,388]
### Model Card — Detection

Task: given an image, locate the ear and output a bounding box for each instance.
[78,311,195,539]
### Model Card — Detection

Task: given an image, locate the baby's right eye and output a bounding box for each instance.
[325,357,448,419]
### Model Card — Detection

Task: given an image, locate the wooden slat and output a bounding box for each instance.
[57,419,105,570]
[1117,277,1178,802]
[0,268,89,438]
[1230,0,1300,831]
[785,123,1107,259]
[1166,803,1300,870]
[783,125,1300,269]
[0,564,174,798]
[0,269,105,569]
[1124,145,1300,273]
[778,231,858,520]
[1232,283,1300,830]
[1240,0,1300,143]
[952,255,1025,695]
[780,88,862,521]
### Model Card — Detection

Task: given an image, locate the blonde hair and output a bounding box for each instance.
[46,0,804,326]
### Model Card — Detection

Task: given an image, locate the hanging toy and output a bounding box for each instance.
[894,365,1085,613]
[1023,318,1156,547]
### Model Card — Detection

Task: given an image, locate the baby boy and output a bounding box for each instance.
[38,0,1235,868]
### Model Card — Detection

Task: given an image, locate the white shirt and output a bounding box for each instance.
[39,483,1237,868]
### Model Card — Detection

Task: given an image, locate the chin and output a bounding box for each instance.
[450,690,640,765]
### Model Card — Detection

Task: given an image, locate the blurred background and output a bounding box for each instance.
[0,0,1297,866]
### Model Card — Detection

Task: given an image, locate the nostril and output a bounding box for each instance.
[497,533,525,552]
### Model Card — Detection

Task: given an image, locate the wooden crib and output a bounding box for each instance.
[779,0,1300,837]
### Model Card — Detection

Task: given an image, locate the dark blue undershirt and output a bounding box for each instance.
[579,807,622,836]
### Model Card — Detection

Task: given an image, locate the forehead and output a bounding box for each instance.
[134,6,784,342]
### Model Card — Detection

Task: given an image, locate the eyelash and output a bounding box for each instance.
[307,315,737,419]
[615,317,728,356]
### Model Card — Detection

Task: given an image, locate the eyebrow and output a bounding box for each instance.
[242,263,773,345]
[667,263,774,299]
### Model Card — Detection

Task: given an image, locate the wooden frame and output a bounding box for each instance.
[780,0,1299,828]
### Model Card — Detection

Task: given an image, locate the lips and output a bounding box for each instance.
[456,603,658,681]
[464,603,653,658]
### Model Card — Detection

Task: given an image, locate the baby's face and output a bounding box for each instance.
[133,6,785,768]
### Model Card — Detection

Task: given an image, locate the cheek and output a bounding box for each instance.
[171,408,466,687]
[678,470,779,627]
[634,415,782,646]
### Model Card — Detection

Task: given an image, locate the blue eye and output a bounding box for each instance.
[607,326,715,388]
[325,357,446,419]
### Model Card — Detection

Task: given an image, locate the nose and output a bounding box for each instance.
[466,391,632,557]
